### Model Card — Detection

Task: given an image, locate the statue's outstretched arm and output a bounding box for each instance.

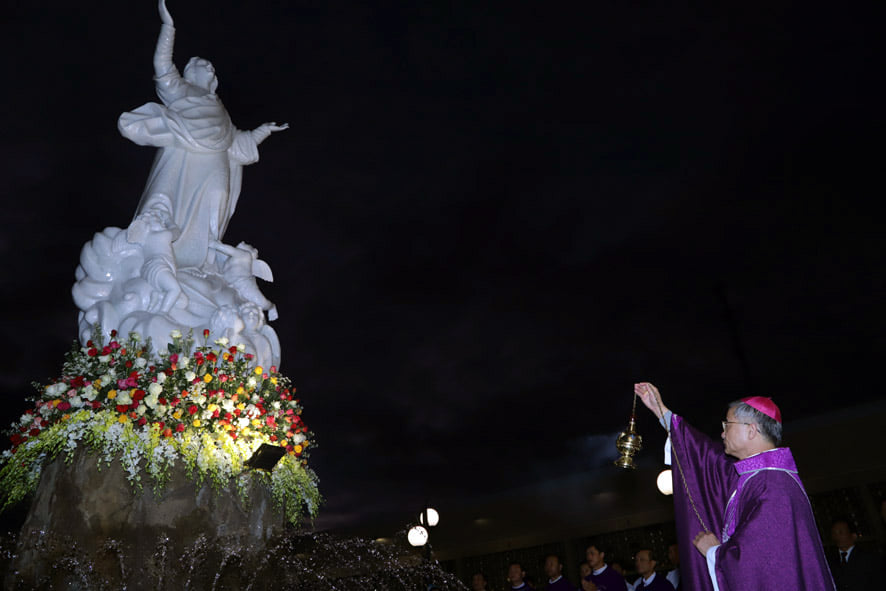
[153,0,176,79]
[251,122,289,145]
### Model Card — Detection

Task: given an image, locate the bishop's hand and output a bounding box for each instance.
[634,382,669,420]
[693,531,719,556]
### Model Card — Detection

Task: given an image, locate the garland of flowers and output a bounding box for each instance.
[0,328,321,525]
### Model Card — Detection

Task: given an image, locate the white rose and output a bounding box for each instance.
[202,409,213,420]
[117,391,133,405]
[82,385,96,401]
[292,433,306,444]
[156,404,168,415]
[136,405,147,416]
[135,357,148,368]
[194,395,207,405]
[170,330,182,339]
[185,371,196,382]
[70,396,84,408]
[236,343,246,352]
[180,356,190,369]
[237,417,250,429]
[215,337,229,346]
[157,372,167,384]
[144,393,159,409]
[221,399,235,413]
[246,377,257,388]
[272,401,281,410]
[98,355,111,363]
[148,383,163,396]
[19,414,33,425]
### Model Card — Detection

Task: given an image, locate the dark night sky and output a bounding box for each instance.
[1,1,883,534]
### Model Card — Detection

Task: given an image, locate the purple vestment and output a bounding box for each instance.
[669,413,835,590]
[632,572,675,591]
[585,564,627,591]
[546,576,576,591]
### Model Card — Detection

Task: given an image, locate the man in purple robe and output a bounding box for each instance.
[630,549,675,591]
[634,382,835,591]
[582,543,627,591]
[544,554,575,591]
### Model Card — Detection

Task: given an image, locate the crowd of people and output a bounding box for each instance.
[466,542,681,591]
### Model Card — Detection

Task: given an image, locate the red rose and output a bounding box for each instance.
[269,435,277,442]
[169,354,179,364]
[102,346,111,355]
[57,401,71,411]
[125,360,132,368]
[163,428,173,438]
[91,401,102,410]
[29,428,40,437]
[225,412,233,421]
[212,409,220,418]
[10,434,24,445]
[137,418,147,427]
[203,329,210,338]
[87,348,98,357]
[116,405,129,413]
[156,421,165,430]
[188,405,198,415]
[229,432,237,439]
[175,423,185,432]
[132,389,145,401]
[159,397,167,406]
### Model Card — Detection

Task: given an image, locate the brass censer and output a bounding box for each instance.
[614,393,643,469]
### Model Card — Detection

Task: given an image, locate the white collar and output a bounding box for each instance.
[641,572,657,585]
[548,575,563,583]
[592,564,608,576]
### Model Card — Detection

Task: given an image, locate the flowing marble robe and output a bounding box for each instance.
[667,413,835,591]
[119,70,261,270]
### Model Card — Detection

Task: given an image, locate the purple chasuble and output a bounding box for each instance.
[585,564,627,591]
[633,573,675,591]
[546,576,575,591]
[669,414,835,591]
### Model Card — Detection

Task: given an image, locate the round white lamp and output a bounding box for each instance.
[407,525,429,547]
[657,469,673,495]
[419,507,440,527]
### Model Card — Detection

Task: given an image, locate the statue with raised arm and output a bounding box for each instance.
[72,0,287,369]
[118,0,287,269]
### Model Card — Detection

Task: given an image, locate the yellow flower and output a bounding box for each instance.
[203,374,213,383]
[93,379,102,388]
[52,399,62,407]
[207,404,218,413]
[270,377,278,385]
[107,390,117,400]
[237,403,246,411]
[192,419,201,427]
[118,414,128,423]
[302,440,309,448]
[173,410,183,420]
[251,419,261,427]
[254,366,264,375]
[236,386,245,395]
[294,445,303,454]
[62,414,71,421]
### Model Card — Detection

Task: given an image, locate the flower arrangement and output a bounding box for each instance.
[0,328,321,525]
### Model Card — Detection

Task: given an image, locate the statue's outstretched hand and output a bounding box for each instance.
[634,382,669,420]
[252,122,289,144]
[159,0,174,26]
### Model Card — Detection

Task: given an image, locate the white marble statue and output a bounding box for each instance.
[72,0,286,369]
